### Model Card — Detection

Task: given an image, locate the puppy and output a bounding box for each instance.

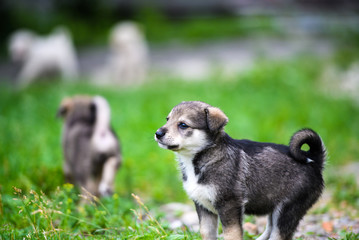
[57,95,121,198]
[91,21,148,86]
[9,27,78,87]
[155,101,326,240]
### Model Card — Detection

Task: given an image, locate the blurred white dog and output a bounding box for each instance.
[9,27,78,87]
[91,21,148,86]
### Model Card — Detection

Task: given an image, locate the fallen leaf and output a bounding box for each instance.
[322,221,334,233]
[244,222,258,235]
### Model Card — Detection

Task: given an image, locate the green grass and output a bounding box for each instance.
[1,185,200,239]
[330,232,359,240]
[1,57,359,238]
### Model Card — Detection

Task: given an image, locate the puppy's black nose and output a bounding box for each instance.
[155,130,166,139]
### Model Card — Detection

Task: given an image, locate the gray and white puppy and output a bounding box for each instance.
[155,101,326,240]
[58,95,121,198]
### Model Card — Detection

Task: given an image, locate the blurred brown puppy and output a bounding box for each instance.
[57,95,121,198]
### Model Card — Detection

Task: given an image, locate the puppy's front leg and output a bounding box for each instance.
[217,201,243,240]
[99,156,121,197]
[195,203,218,240]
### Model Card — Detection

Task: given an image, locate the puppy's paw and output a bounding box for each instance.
[99,182,113,197]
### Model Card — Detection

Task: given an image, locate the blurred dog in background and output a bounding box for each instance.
[91,21,148,86]
[57,95,121,198]
[9,27,78,87]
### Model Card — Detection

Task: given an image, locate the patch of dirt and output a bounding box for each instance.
[159,190,359,239]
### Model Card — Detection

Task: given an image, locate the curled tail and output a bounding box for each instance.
[289,129,326,168]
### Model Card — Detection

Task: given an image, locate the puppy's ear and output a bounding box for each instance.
[205,107,228,132]
[57,97,72,118]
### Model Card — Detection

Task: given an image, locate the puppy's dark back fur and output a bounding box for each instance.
[189,131,324,215]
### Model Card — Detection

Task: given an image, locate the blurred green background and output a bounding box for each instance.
[1,0,359,239]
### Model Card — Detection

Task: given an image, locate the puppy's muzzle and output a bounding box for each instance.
[155,128,166,140]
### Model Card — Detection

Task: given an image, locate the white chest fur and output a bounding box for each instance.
[176,153,218,214]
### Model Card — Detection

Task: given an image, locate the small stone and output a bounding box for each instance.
[181,211,199,231]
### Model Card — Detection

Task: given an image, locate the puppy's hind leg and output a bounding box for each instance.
[270,195,315,240]
[99,156,121,197]
[256,214,273,240]
[268,203,285,240]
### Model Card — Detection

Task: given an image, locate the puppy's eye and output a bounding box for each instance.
[166,117,169,122]
[178,122,189,129]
